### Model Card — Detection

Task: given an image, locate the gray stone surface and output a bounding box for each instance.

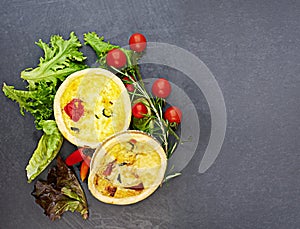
[1,0,300,228]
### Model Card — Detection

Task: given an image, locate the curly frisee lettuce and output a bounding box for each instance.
[2,32,87,182]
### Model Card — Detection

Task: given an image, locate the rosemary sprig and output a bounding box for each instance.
[111,66,179,158]
[163,172,181,183]
[84,32,180,158]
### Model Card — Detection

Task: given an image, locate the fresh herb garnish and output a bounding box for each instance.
[113,68,180,158]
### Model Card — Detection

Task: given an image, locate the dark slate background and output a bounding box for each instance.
[1,0,300,228]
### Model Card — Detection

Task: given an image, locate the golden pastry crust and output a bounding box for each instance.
[54,68,131,148]
[88,131,167,205]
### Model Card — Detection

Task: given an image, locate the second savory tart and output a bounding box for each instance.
[88,130,167,205]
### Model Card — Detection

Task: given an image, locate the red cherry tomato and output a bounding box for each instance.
[129,33,147,52]
[132,102,148,119]
[122,76,135,92]
[122,76,135,83]
[126,84,134,92]
[106,48,127,68]
[152,78,171,98]
[164,106,182,124]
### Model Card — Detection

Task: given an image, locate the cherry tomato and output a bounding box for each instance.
[122,76,135,92]
[122,76,135,83]
[152,78,171,98]
[129,33,147,52]
[126,84,134,92]
[164,106,182,124]
[132,102,148,119]
[106,48,127,68]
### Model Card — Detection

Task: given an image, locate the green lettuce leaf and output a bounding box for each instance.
[84,32,118,59]
[21,32,87,88]
[26,120,63,182]
[84,32,136,67]
[2,32,87,129]
[84,31,144,91]
[3,82,55,129]
[32,157,88,221]
[3,32,87,182]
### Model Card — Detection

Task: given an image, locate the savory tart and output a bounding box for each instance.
[88,130,167,205]
[54,68,131,148]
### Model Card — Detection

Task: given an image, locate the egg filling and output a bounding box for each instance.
[92,138,163,198]
[59,72,126,144]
